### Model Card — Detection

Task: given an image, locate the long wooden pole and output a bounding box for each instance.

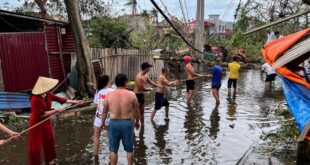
[243,9,310,35]
[3,100,93,144]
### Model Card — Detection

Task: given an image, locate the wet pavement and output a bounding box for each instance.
[0,69,287,164]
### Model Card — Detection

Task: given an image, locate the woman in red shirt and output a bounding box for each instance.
[29,77,82,165]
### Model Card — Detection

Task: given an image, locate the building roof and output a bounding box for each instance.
[0,10,67,25]
[188,20,215,27]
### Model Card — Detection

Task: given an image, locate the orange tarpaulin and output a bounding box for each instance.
[261,28,310,89]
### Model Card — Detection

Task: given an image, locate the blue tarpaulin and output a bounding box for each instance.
[0,92,30,110]
[281,75,310,134]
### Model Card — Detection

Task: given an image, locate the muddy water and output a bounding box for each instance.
[0,69,286,164]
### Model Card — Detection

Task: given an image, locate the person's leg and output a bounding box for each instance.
[233,79,237,95]
[108,120,120,165]
[110,152,118,165]
[152,93,162,121]
[139,104,144,126]
[42,124,57,164]
[212,88,220,104]
[187,90,193,104]
[163,97,169,119]
[228,79,232,94]
[150,110,157,121]
[93,126,101,156]
[165,106,169,119]
[122,120,134,165]
[127,152,134,165]
[28,129,43,165]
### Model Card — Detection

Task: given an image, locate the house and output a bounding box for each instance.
[187,19,215,33]
[0,10,75,92]
[187,14,234,37]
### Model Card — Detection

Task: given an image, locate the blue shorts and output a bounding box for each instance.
[108,119,134,153]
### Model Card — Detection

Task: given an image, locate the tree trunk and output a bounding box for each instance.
[34,0,48,18]
[64,0,96,97]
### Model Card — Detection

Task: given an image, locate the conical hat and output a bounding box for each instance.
[32,76,59,95]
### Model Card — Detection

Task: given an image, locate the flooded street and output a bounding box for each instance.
[0,69,287,165]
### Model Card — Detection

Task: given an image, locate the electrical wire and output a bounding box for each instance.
[221,0,236,21]
[149,0,214,63]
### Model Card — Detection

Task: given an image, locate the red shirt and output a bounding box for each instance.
[29,92,67,127]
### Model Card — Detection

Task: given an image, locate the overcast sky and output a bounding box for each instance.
[1,0,242,22]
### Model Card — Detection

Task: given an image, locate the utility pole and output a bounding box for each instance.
[194,0,205,59]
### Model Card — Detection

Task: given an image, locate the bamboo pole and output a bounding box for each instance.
[3,100,93,145]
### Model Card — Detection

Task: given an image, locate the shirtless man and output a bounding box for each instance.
[102,74,139,165]
[184,55,201,104]
[134,62,162,126]
[150,68,178,121]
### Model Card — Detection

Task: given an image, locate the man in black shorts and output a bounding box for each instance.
[184,55,201,104]
[134,62,162,126]
[151,68,178,121]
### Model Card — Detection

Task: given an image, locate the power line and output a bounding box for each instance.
[179,0,187,24]
[183,0,190,23]
[221,0,236,21]
[149,0,214,63]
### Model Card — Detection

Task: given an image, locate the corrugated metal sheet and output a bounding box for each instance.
[48,53,64,80]
[61,27,75,52]
[63,53,71,75]
[0,32,49,92]
[44,25,59,52]
[45,25,75,83]
[0,92,30,110]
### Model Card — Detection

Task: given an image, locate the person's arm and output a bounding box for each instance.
[188,65,200,77]
[0,124,19,138]
[147,77,163,88]
[101,97,109,130]
[50,92,83,105]
[162,77,178,86]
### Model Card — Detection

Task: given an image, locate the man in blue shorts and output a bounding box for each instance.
[102,74,139,165]
[211,58,222,104]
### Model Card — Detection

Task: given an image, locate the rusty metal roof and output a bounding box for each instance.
[0,9,67,25]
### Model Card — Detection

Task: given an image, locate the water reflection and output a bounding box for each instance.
[152,119,171,164]
[134,126,147,165]
[227,94,237,121]
[209,104,220,139]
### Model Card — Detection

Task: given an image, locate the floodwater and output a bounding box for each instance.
[0,69,287,165]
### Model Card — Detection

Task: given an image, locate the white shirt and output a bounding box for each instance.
[262,63,276,75]
[93,88,113,126]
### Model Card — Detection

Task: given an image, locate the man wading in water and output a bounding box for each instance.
[184,55,201,104]
[101,74,139,165]
[134,62,162,126]
[150,68,178,121]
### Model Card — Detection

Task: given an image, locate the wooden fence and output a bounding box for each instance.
[91,48,164,81]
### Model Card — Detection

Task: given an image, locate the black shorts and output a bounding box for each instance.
[186,80,195,92]
[212,84,221,89]
[135,93,145,105]
[154,92,169,110]
[228,79,237,89]
[265,73,277,82]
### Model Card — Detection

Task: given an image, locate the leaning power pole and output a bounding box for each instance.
[194,0,205,59]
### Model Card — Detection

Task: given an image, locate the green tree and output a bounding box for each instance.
[88,16,131,48]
